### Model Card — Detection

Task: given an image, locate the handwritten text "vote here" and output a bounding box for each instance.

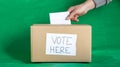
[46,33,77,56]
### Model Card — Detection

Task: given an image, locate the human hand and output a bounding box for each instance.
[66,0,95,22]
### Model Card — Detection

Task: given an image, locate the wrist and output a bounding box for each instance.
[84,0,95,11]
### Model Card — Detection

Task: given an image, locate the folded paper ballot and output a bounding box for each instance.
[49,11,71,24]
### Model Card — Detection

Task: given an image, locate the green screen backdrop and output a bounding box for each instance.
[0,0,120,67]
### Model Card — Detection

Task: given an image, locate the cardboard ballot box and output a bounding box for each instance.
[31,24,92,62]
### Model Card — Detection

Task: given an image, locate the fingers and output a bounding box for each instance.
[74,15,79,22]
[66,10,79,21]
[67,10,87,21]
[69,11,76,20]
[67,6,81,21]
[67,5,88,22]
[68,6,75,13]
[66,7,75,20]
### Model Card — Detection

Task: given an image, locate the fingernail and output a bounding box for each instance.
[75,19,79,22]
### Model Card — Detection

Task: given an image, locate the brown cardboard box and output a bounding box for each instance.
[31,24,92,62]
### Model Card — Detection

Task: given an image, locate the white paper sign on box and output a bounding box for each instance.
[46,33,77,56]
[49,11,71,24]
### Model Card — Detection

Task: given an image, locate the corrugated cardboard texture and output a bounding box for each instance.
[31,24,91,62]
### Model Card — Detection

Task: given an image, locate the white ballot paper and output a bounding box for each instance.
[49,11,71,24]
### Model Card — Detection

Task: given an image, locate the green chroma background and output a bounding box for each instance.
[0,0,120,67]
